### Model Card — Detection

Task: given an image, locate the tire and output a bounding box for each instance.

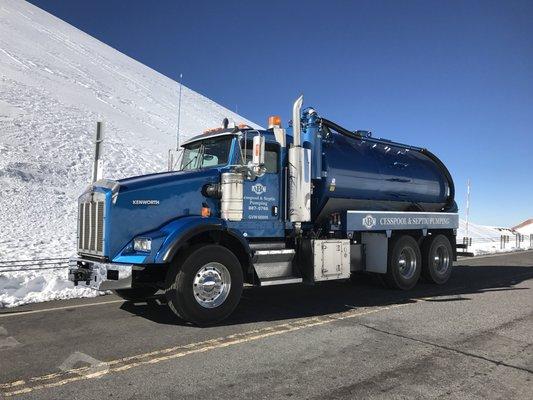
[422,234,453,284]
[113,287,158,302]
[165,244,243,326]
[385,235,422,290]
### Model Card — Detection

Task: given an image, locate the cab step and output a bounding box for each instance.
[249,242,286,251]
[253,249,295,279]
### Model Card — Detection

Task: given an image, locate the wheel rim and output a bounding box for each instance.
[192,262,231,309]
[397,247,417,279]
[432,244,450,275]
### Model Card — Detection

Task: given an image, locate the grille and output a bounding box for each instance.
[78,195,105,256]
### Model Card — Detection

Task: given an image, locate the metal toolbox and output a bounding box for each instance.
[302,239,351,282]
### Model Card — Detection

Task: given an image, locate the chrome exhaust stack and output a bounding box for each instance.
[288,95,311,224]
[292,95,304,147]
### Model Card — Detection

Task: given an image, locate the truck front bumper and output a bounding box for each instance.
[68,258,134,291]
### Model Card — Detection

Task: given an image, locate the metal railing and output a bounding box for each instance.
[0,258,69,273]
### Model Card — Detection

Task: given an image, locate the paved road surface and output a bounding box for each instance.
[1,251,532,399]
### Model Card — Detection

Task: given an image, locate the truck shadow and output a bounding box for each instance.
[119,262,533,327]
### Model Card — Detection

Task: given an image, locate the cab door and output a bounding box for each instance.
[241,141,284,237]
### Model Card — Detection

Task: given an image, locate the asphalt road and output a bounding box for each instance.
[1,251,532,399]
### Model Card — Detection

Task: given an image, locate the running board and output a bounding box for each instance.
[250,242,286,251]
[259,277,303,286]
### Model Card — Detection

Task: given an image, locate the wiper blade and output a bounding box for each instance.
[181,143,207,170]
[181,155,198,170]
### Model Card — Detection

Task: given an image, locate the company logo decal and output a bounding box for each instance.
[251,183,267,195]
[362,214,377,229]
[132,200,160,205]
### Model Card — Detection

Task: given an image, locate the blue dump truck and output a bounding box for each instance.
[69,96,459,325]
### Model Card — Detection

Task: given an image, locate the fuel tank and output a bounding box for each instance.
[312,130,456,223]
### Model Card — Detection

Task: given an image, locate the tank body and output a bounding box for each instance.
[312,132,455,222]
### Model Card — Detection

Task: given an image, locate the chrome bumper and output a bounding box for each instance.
[68,258,133,291]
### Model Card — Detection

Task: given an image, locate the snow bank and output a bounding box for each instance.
[0,0,257,307]
[0,269,101,308]
[457,219,532,256]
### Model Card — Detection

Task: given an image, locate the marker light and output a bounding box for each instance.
[203,127,224,134]
[268,115,281,129]
[201,205,211,217]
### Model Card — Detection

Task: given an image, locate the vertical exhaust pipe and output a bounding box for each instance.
[292,94,304,147]
[288,95,311,224]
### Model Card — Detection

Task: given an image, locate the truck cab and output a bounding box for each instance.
[70,96,459,325]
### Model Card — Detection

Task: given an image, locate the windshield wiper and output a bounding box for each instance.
[181,143,207,170]
[181,155,199,170]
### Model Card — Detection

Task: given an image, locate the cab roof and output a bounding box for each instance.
[182,127,275,146]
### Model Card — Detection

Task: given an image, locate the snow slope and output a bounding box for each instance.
[0,0,257,307]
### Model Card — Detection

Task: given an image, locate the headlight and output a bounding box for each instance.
[133,237,152,253]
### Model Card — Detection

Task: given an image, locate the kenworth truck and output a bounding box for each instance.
[69,96,459,325]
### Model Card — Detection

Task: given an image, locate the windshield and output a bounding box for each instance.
[180,136,233,171]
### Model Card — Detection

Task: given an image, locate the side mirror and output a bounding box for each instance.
[237,132,266,179]
[241,132,266,180]
[251,134,265,168]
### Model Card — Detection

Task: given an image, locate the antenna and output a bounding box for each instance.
[465,178,471,238]
[176,73,183,150]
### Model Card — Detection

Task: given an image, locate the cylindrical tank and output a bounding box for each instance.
[313,129,456,223]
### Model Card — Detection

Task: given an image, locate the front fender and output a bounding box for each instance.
[156,216,226,263]
[113,216,251,265]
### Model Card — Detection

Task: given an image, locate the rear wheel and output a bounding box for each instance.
[385,235,421,290]
[422,234,453,284]
[113,287,158,302]
[165,244,243,326]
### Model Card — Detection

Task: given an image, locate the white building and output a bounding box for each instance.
[513,219,533,235]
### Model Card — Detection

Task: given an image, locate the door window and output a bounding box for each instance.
[241,141,279,173]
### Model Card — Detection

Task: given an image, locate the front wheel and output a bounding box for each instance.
[385,235,422,290]
[165,244,243,326]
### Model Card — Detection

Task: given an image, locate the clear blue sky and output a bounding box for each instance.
[29,0,533,227]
